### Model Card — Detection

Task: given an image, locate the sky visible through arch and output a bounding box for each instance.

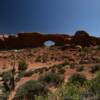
[0,0,100,37]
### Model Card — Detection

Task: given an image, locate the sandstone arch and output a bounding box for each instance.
[0,31,100,50]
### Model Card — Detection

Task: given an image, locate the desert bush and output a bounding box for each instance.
[77,47,82,52]
[0,95,7,100]
[51,61,69,70]
[2,70,16,91]
[55,64,64,69]
[0,86,10,99]
[35,55,48,63]
[85,73,100,99]
[58,68,65,75]
[70,63,76,69]
[58,83,82,100]
[90,64,100,73]
[18,71,26,79]
[68,74,87,86]
[96,46,100,51]
[77,66,84,72]
[18,60,27,71]
[2,71,12,82]
[41,55,48,63]
[50,67,57,73]
[35,56,41,62]
[18,70,35,79]
[89,73,100,93]
[79,60,89,64]
[58,76,100,100]
[94,57,100,63]
[62,60,69,66]
[35,93,55,100]
[39,72,64,86]
[14,80,49,100]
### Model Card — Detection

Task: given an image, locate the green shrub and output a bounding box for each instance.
[86,73,100,98]
[39,72,64,86]
[96,46,100,51]
[58,68,65,75]
[50,68,56,73]
[18,71,26,79]
[35,55,48,63]
[62,60,69,66]
[77,66,84,72]
[94,57,100,63]
[18,60,27,71]
[51,61,69,70]
[15,80,48,100]
[35,93,55,100]
[90,64,100,73]
[35,56,41,62]
[55,64,64,69]
[70,63,76,69]
[79,60,88,64]
[89,73,100,93]
[18,70,34,79]
[68,74,87,86]
[2,71,12,82]
[58,83,82,100]
[0,95,7,100]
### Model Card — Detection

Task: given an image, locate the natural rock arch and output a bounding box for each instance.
[0,31,100,50]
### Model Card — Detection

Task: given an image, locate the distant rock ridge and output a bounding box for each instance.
[0,31,100,50]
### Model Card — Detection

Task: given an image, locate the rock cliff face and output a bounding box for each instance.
[0,31,100,50]
[71,31,100,47]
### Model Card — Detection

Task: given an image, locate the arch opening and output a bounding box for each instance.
[44,40,55,47]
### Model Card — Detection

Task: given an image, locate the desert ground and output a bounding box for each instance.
[0,45,100,100]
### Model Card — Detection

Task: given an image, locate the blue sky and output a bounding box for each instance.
[0,0,100,36]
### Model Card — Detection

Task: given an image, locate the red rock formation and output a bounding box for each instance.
[0,31,99,50]
[17,32,70,47]
[71,31,92,47]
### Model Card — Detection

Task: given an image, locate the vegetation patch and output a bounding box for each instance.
[39,72,64,86]
[14,80,49,100]
[68,73,87,86]
[90,64,100,73]
[18,60,27,71]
